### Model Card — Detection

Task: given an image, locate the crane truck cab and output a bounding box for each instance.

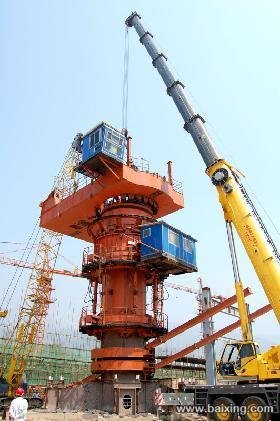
[218,341,280,382]
[218,341,260,378]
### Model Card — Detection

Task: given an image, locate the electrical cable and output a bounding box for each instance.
[0,241,30,245]
[0,219,40,312]
[0,245,38,255]
[162,285,170,301]
[83,281,93,304]
[0,223,41,368]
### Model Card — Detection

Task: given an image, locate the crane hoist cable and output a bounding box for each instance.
[193,97,280,242]
[122,26,130,131]
[242,178,280,239]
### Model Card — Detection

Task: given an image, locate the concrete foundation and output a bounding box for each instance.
[46,380,165,415]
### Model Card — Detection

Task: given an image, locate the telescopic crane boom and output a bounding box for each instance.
[125,12,280,324]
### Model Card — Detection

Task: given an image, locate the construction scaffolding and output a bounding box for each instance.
[0,331,207,388]
[0,331,95,386]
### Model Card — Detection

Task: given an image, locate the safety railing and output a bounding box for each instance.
[79,305,168,330]
[83,244,138,265]
[79,306,100,327]
[54,152,183,201]
[172,179,183,194]
[131,156,183,195]
[130,156,150,172]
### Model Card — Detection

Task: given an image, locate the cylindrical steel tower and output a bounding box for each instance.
[40,122,196,412]
[79,194,167,382]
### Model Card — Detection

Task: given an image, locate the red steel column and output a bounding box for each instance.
[79,196,166,381]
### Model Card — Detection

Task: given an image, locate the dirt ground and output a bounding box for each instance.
[24,410,207,421]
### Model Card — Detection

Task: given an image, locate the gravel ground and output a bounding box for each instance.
[24,410,207,421]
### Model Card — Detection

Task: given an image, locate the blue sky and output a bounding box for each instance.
[1,1,279,355]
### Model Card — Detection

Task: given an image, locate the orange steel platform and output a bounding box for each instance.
[40,164,184,243]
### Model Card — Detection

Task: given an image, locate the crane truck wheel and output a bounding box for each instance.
[241,396,270,421]
[212,397,238,421]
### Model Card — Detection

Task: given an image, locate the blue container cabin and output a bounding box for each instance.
[77,122,126,176]
[140,221,197,275]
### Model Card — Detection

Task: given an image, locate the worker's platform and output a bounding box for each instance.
[140,222,197,275]
[40,165,184,242]
[140,253,197,275]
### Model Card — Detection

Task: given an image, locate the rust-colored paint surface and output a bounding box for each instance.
[91,360,147,372]
[91,347,150,359]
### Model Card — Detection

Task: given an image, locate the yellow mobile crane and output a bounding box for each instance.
[126,12,280,420]
[217,224,279,383]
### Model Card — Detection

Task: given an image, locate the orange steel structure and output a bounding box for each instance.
[40,164,183,241]
[39,125,271,393]
[40,135,186,382]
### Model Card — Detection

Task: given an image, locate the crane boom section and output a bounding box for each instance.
[125,12,220,168]
[126,12,280,323]
[210,161,280,322]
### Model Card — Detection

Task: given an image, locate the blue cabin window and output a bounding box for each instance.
[142,228,151,238]
[183,237,193,253]
[168,229,179,247]
[107,130,123,146]
[89,130,101,149]
[104,130,124,158]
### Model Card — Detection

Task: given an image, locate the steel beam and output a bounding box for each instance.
[147,287,252,349]
[155,304,271,369]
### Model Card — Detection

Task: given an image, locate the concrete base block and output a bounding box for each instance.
[46,379,164,415]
